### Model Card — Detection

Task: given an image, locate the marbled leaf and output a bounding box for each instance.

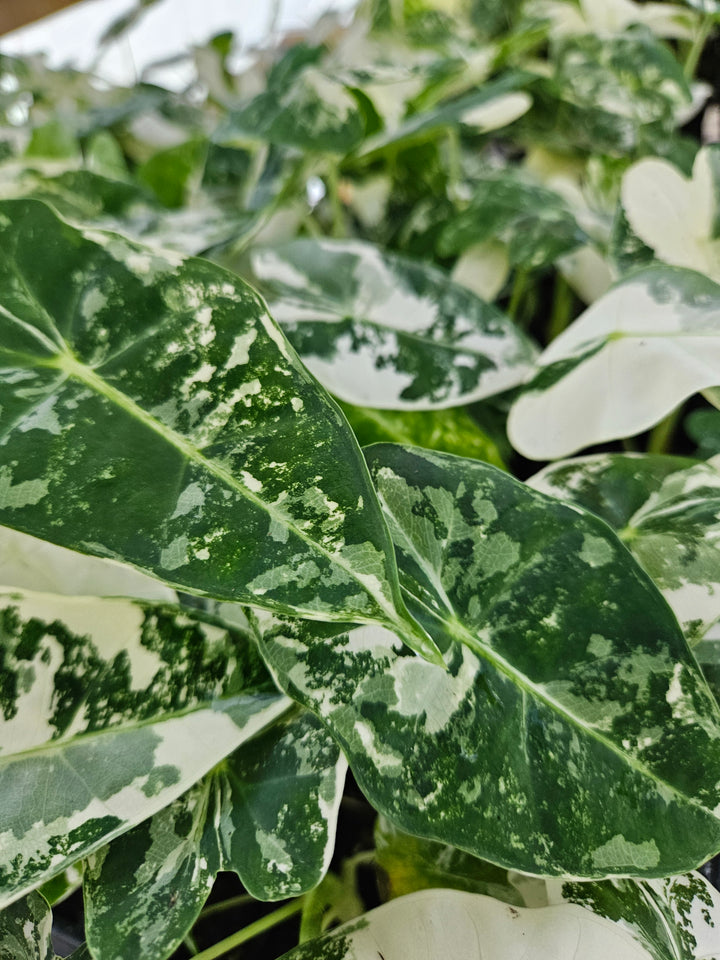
[0,892,55,960]
[0,588,289,907]
[83,708,346,960]
[250,238,536,411]
[508,266,720,459]
[257,445,720,877]
[0,198,426,649]
[528,454,720,643]
[280,889,654,960]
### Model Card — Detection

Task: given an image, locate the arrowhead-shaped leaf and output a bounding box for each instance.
[508,267,720,459]
[0,198,418,639]
[528,454,720,643]
[250,238,536,411]
[0,587,289,908]
[280,889,654,960]
[84,708,345,960]
[257,445,720,877]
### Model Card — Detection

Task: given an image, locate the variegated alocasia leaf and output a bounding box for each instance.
[0,198,431,653]
[0,587,289,908]
[280,888,655,960]
[436,171,586,270]
[338,402,506,469]
[250,238,537,411]
[527,454,720,644]
[0,892,55,960]
[84,708,346,960]
[547,870,720,960]
[215,60,365,155]
[508,266,720,460]
[257,445,720,877]
[357,71,533,159]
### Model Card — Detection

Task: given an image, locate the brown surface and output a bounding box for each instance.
[0,0,91,36]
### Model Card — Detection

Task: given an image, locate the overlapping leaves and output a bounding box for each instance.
[0,586,288,908]
[83,709,346,960]
[0,198,425,643]
[257,444,720,877]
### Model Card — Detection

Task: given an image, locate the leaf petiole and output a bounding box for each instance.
[191,897,305,960]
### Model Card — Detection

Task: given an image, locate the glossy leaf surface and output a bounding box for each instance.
[281,888,653,960]
[250,238,536,411]
[508,267,720,459]
[0,198,412,633]
[84,708,345,960]
[0,588,288,907]
[528,454,720,643]
[0,892,56,960]
[258,445,720,877]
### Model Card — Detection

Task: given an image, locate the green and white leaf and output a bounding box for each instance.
[357,71,533,159]
[250,238,537,411]
[0,197,424,645]
[0,587,289,908]
[257,444,720,877]
[0,892,56,960]
[280,888,655,960]
[548,870,720,960]
[620,146,720,283]
[527,454,720,643]
[508,266,720,459]
[437,170,587,270]
[84,708,345,960]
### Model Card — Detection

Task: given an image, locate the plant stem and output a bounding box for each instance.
[445,127,463,203]
[508,268,529,326]
[647,406,682,455]
[191,898,305,960]
[183,933,199,955]
[199,893,254,919]
[547,272,574,342]
[684,13,714,80]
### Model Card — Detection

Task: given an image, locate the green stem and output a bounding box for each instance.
[684,13,714,80]
[547,272,574,343]
[191,899,305,960]
[647,406,682,455]
[508,268,529,326]
[183,932,199,955]
[199,893,254,919]
[445,127,463,203]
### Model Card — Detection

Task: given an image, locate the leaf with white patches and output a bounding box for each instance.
[548,870,720,960]
[357,72,533,159]
[0,198,428,651]
[527,454,720,644]
[280,888,655,960]
[250,238,537,411]
[84,708,346,960]
[437,170,587,270]
[507,266,720,460]
[216,63,365,155]
[257,445,720,877]
[0,892,55,960]
[0,587,290,908]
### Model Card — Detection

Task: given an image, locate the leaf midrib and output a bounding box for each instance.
[399,584,720,822]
